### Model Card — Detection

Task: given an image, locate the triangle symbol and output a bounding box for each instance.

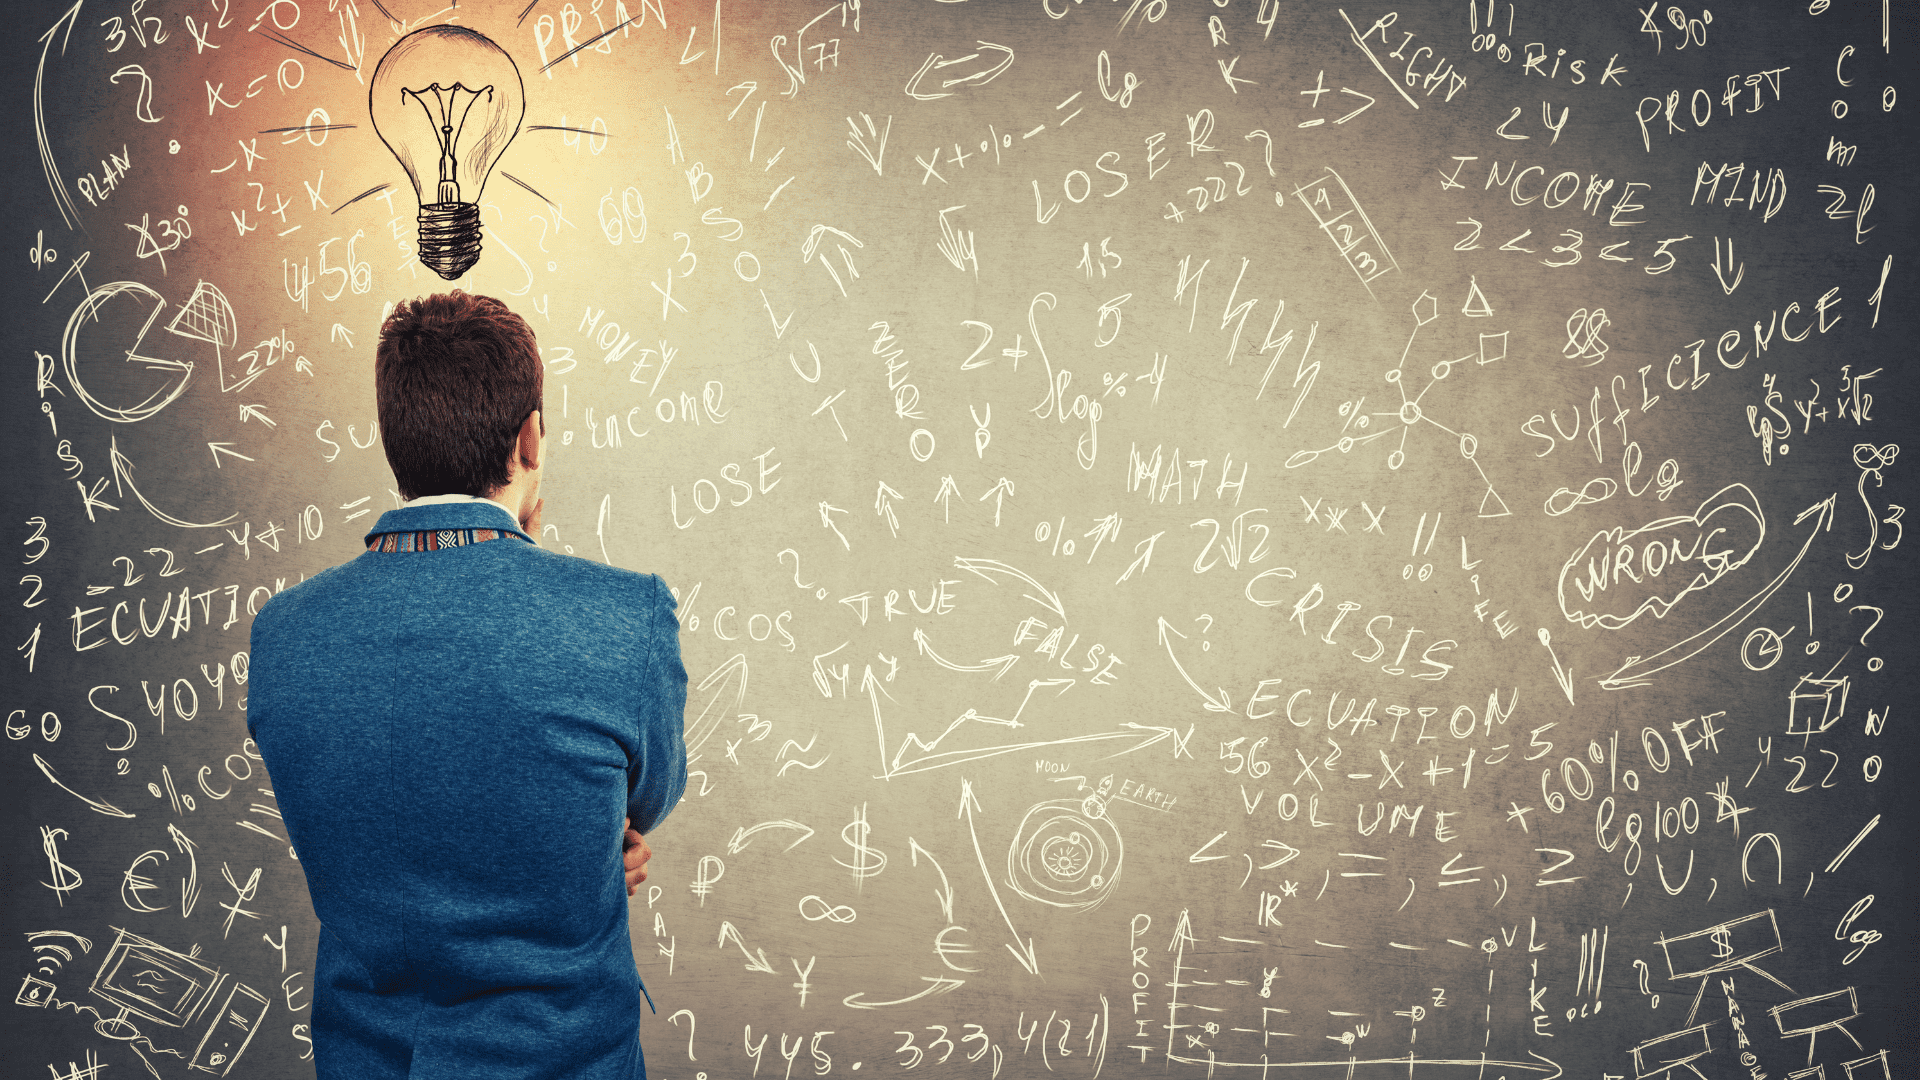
[1478,484,1512,518]
[1461,274,1495,318]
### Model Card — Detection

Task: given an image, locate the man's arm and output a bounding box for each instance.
[627,574,690,834]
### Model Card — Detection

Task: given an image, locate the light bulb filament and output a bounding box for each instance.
[399,82,497,205]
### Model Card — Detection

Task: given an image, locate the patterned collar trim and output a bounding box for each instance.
[366,527,530,552]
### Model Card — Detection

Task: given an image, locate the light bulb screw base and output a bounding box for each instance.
[417,201,481,280]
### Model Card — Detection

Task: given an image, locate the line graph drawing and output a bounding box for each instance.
[866,665,1184,778]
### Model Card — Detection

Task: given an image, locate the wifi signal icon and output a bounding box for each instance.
[33,942,74,977]
[17,931,93,1007]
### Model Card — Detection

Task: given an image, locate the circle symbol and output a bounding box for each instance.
[1006,797,1123,912]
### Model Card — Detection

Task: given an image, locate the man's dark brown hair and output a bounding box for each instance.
[375,291,543,501]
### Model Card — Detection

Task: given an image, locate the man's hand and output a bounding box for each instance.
[623,816,651,896]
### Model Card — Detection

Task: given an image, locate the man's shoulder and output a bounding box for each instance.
[251,560,353,628]
[520,546,672,604]
[251,545,674,638]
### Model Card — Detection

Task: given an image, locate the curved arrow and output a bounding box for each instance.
[913,628,1019,681]
[1599,494,1835,690]
[727,820,814,855]
[685,653,748,762]
[37,2,88,230]
[1157,617,1231,711]
[35,754,135,818]
[842,976,965,1010]
[908,837,957,922]
[952,557,1064,619]
[110,437,237,528]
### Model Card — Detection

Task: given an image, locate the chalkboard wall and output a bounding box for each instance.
[4,1,1913,1077]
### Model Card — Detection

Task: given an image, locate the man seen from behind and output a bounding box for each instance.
[248,290,688,1079]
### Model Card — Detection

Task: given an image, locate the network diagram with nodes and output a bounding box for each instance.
[1285,279,1514,520]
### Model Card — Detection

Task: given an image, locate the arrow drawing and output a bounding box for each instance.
[36,2,89,230]
[727,820,814,855]
[1157,617,1232,711]
[207,442,254,468]
[111,437,237,528]
[34,754,135,818]
[959,779,1039,975]
[934,475,962,523]
[953,556,1063,618]
[716,921,777,974]
[869,672,1181,779]
[976,478,1016,528]
[239,402,275,426]
[1712,235,1745,294]
[1600,494,1835,690]
[904,722,1185,780]
[874,480,902,538]
[842,976,966,1010]
[844,112,891,176]
[912,628,1020,680]
[684,653,748,764]
[1166,1051,1562,1076]
[870,665,1181,779]
[908,837,958,922]
[1538,628,1575,706]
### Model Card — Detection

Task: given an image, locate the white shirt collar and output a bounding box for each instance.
[404,492,521,525]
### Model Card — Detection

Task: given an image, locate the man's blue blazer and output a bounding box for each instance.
[249,500,688,1079]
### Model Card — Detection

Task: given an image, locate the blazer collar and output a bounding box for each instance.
[362,501,532,545]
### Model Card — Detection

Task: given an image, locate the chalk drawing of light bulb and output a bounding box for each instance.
[370,25,526,280]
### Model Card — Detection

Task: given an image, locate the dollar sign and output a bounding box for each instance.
[1710,927,1734,959]
[41,827,82,905]
[690,855,724,907]
[834,802,888,889]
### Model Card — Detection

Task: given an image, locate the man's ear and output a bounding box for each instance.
[518,409,544,473]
